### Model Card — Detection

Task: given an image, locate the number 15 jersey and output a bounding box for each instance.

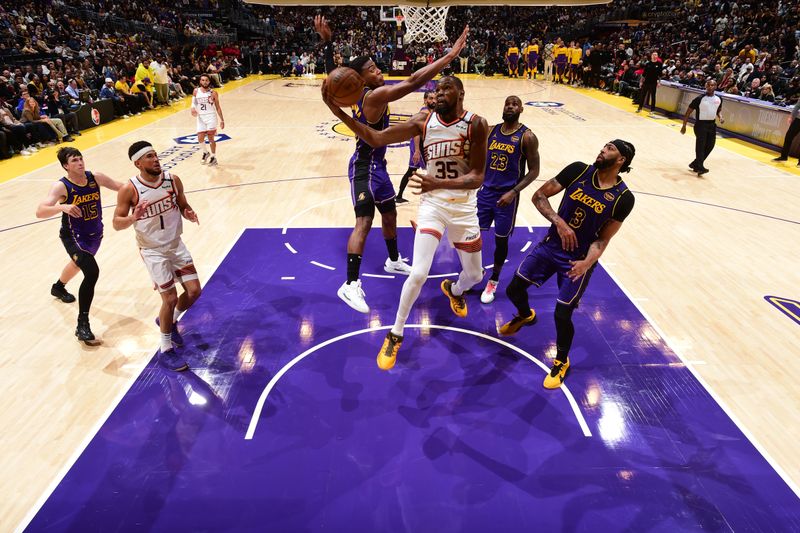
[421,110,476,206]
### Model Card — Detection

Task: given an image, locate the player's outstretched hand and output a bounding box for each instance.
[556,220,578,252]
[183,207,199,224]
[567,259,590,281]
[133,200,149,220]
[408,170,438,194]
[446,26,469,59]
[314,15,332,43]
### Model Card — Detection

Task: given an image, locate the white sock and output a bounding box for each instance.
[173,307,183,323]
[160,332,173,352]
[391,232,439,336]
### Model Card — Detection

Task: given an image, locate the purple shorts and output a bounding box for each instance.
[348,156,396,216]
[477,186,518,237]
[515,237,596,307]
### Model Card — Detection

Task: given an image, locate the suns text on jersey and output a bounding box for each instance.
[425,139,464,161]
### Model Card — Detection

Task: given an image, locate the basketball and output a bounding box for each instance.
[324,67,365,107]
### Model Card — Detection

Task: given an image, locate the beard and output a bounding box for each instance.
[502,111,520,123]
[144,165,162,177]
[426,102,436,110]
[594,155,615,169]
[436,101,452,113]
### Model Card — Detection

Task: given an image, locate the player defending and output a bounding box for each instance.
[477,96,540,304]
[396,90,435,204]
[113,141,202,372]
[36,147,123,344]
[499,141,636,389]
[323,75,489,370]
[191,74,225,166]
[315,16,468,314]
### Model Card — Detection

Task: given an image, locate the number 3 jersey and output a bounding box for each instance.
[59,171,103,240]
[547,162,635,258]
[421,110,476,206]
[130,171,183,249]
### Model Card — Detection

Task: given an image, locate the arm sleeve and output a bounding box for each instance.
[324,42,335,74]
[611,190,635,222]
[554,162,590,188]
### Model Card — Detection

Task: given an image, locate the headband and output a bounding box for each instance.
[130,145,154,162]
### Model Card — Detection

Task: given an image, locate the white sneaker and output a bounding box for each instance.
[480,279,499,304]
[384,255,412,275]
[337,280,370,313]
[27,145,38,152]
[20,149,31,155]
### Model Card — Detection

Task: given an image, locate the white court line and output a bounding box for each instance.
[244,324,592,440]
[363,273,395,279]
[310,261,335,271]
[282,196,349,235]
[14,227,248,533]
[601,264,800,500]
[518,213,535,233]
[284,242,297,254]
[281,276,295,280]
[521,241,532,253]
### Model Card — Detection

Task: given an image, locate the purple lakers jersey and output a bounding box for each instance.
[60,171,103,238]
[352,88,389,162]
[547,162,634,258]
[483,124,528,189]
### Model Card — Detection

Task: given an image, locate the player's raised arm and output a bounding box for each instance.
[93,172,124,192]
[369,26,468,105]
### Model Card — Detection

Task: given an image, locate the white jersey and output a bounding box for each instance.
[421,110,476,206]
[130,171,183,249]
[193,87,217,117]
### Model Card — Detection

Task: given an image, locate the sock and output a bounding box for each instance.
[397,167,414,198]
[491,236,509,282]
[173,307,183,323]
[160,332,173,352]
[385,238,399,262]
[347,253,362,283]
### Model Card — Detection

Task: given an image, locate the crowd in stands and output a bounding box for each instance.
[2,0,798,161]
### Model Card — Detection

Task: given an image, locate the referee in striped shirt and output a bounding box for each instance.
[681,79,724,175]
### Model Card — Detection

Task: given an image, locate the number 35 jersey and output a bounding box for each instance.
[547,162,635,259]
[421,110,476,206]
[130,171,183,249]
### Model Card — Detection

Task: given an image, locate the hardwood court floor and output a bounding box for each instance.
[1,75,798,529]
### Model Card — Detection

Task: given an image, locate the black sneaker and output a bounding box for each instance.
[772,157,787,162]
[696,167,710,175]
[76,318,101,345]
[688,161,698,171]
[158,348,189,371]
[395,197,409,204]
[51,283,76,303]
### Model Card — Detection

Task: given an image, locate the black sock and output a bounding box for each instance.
[78,254,99,315]
[385,238,399,262]
[347,254,362,283]
[397,167,414,198]
[506,276,532,318]
[54,279,66,288]
[554,303,575,363]
[491,236,509,282]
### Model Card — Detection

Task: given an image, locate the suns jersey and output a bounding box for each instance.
[193,87,217,117]
[130,171,183,249]
[421,110,476,205]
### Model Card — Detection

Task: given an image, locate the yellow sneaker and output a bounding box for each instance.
[440,279,467,318]
[377,332,403,370]
[498,310,537,336]
[543,358,570,389]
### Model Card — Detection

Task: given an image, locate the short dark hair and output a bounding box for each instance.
[348,56,372,74]
[439,75,464,91]
[128,140,153,161]
[57,147,82,169]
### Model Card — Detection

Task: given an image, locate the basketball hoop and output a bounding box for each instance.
[398,4,450,43]
[394,13,405,30]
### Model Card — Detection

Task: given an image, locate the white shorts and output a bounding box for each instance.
[140,239,198,292]
[196,114,217,133]
[416,196,482,253]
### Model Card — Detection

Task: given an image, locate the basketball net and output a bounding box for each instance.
[398,5,450,43]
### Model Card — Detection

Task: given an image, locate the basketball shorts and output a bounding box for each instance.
[349,157,396,217]
[409,151,426,170]
[416,196,481,253]
[196,113,217,133]
[527,55,538,70]
[477,186,518,238]
[515,237,595,307]
[140,239,198,293]
[60,229,102,265]
[555,60,567,72]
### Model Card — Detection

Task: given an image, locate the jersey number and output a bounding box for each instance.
[568,207,586,229]
[434,161,458,180]
[80,203,98,221]
[489,153,508,171]
[199,103,207,111]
